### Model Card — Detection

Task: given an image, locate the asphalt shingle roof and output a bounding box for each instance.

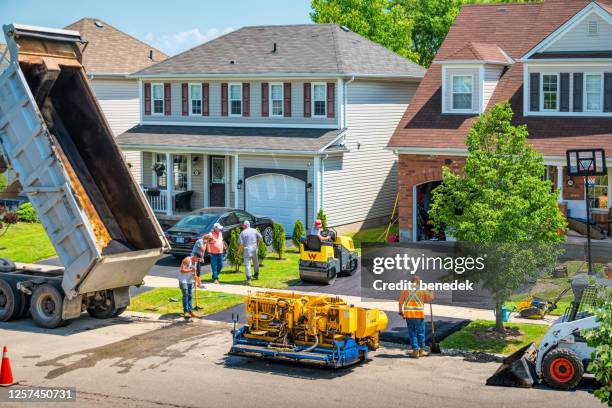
[136,24,425,78]
[65,18,168,75]
[117,125,346,153]
[388,0,612,157]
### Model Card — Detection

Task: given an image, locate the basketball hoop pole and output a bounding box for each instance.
[584,176,593,275]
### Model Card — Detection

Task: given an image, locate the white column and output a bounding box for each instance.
[233,154,239,208]
[166,153,174,215]
[313,156,321,217]
[224,155,230,207]
[557,165,564,203]
[203,155,209,207]
[187,153,192,191]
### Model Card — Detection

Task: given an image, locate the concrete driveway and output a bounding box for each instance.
[0,314,602,408]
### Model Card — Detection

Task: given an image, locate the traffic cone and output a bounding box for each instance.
[0,346,17,387]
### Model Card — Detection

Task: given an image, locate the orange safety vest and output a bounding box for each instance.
[399,290,432,319]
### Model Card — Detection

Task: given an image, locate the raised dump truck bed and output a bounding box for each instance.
[0,24,169,328]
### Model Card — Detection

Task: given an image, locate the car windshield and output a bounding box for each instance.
[174,214,218,232]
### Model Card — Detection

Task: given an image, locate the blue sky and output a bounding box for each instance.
[0,0,312,55]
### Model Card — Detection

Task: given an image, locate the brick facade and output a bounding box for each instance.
[398,154,465,240]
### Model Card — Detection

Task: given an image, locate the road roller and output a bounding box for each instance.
[298,229,358,285]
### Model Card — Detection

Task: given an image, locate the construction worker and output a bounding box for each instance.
[190,234,206,288]
[179,254,201,319]
[399,276,433,358]
[310,219,331,240]
[237,220,262,285]
[204,222,226,284]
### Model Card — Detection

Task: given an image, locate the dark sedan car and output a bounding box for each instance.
[165,207,275,258]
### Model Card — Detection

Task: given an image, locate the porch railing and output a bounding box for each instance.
[142,187,169,213]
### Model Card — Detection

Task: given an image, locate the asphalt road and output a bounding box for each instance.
[0,314,601,408]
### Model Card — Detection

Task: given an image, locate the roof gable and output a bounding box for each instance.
[523,1,612,59]
[135,24,425,78]
[65,18,168,75]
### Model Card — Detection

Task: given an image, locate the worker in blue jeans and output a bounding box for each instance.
[179,254,200,318]
[204,223,226,284]
[399,276,433,358]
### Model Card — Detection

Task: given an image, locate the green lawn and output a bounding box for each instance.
[202,249,301,288]
[0,222,56,263]
[347,225,398,249]
[128,288,243,317]
[440,320,549,355]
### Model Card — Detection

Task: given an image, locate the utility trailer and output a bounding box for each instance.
[0,24,169,328]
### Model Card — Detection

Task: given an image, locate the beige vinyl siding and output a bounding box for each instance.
[190,153,205,209]
[546,12,612,52]
[323,80,417,227]
[236,155,314,226]
[142,79,337,127]
[483,65,504,110]
[443,67,481,113]
[142,152,153,186]
[91,78,142,182]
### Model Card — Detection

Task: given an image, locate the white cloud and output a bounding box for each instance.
[145,27,234,56]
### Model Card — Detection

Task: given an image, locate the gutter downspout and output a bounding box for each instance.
[343,75,355,129]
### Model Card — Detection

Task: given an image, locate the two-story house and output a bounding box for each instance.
[65,18,168,184]
[118,24,425,234]
[388,0,612,242]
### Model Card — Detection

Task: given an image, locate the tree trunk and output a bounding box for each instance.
[494,300,505,333]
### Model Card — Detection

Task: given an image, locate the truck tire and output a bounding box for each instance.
[87,298,116,319]
[112,307,127,317]
[0,279,21,321]
[542,348,584,390]
[30,284,65,329]
[0,258,16,272]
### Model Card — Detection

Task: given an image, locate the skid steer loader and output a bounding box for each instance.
[487,274,611,390]
[298,228,358,285]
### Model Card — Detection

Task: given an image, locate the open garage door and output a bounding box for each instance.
[245,173,306,235]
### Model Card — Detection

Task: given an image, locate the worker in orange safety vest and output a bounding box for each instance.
[398,276,433,358]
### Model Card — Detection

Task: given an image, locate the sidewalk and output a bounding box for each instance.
[142,275,553,325]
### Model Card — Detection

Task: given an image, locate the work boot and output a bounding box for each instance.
[246,279,252,286]
[184,313,191,319]
[214,279,219,284]
[189,311,199,318]
[410,349,420,359]
[419,348,429,357]
[253,275,259,281]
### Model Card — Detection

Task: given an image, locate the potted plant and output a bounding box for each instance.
[146,187,161,197]
[152,163,165,177]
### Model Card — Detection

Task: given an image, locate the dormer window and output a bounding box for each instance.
[452,75,473,110]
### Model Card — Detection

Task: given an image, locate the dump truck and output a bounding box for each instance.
[0,24,169,328]
[230,291,388,367]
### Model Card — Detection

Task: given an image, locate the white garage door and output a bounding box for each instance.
[245,173,306,235]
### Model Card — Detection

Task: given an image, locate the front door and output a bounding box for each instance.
[209,156,226,207]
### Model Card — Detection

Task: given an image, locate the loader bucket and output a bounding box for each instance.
[486,343,538,388]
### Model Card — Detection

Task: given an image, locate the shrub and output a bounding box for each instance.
[292,219,305,249]
[16,203,39,223]
[227,228,242,272]
[272,223,286,260]
[316,208,328,229]
[585,292,612,405]
[256,227,267,266]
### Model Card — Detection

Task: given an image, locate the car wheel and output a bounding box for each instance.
[263,226,273,246]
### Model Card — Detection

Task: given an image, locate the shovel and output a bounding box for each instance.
[429,302,441,354]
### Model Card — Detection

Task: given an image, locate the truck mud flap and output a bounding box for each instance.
[486,342,538,388]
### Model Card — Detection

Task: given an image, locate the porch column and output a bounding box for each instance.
[313,156,321,216]
[166,153,174,215]
[203,155,209,207]
[233,154,239,208]
[224,155,230,207]
[557,165,564,203]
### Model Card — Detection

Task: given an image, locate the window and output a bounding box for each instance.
[451,75,473,110]
[270,83,283,116]
[313,83,326,116]
[229,84,242,116]
[585,74,602,112]
[190,84,202,115]
[542,74,558,111]
[153,153,167,187]
[588,175,609,209]
[152,84,164,115]
[235,211,254,224]
[173,154,188,191]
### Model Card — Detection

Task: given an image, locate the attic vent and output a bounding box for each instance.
[340,25,350,32]
[588,20,599,35]
[94,20,103,28]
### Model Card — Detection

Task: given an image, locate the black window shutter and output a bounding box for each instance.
[573,73,583,112]
[530,73,540,112]
[560,73,570,112]
[604,73,612,112]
